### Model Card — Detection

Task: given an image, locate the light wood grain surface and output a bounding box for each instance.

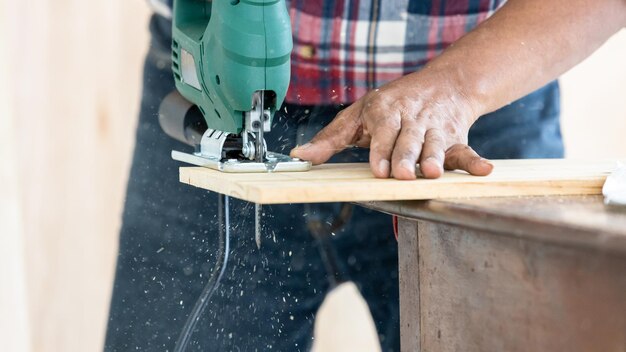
[1,1,150,351]
[0,31,31,352]
[180,159,621,204]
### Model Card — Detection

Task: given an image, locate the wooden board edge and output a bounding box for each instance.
[179,168,608,205]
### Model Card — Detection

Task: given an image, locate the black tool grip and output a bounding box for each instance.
[158,90,208,147]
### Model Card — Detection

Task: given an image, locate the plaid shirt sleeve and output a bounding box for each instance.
[149,0,506,106]
[287,0,506,105]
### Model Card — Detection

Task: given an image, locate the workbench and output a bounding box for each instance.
[179,160,625,350]
[361,195,626,352]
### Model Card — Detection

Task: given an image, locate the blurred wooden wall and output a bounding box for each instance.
[1,0,150,351]
[0,18,31,351]
[0,0,624,350]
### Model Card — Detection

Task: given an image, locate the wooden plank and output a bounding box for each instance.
[3,1,150,351]
[361,195,626,254]
[398,219,421,352]
[0,38,31,352]
[414,220,626,352]
[179,159,622,204]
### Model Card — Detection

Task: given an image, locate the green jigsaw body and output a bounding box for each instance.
[171,0,292,134]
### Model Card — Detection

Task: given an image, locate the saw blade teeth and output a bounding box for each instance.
[255,203,262,250]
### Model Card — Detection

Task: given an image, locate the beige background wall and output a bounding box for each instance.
[1,1,150,351]
[561,33,626,158]
[0,1,624,350]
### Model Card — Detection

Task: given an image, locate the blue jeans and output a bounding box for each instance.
[104,15,563,352]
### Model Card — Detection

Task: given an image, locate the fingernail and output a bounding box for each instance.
[424,157,443,174]
[378,159,390,175]
[295,143,312,150]
[425,156,440,166]
[399,159,415,171]
[480,158,494,167]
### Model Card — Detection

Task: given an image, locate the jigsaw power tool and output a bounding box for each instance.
[158,0,310,173]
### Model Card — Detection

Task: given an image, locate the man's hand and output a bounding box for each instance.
[291,0,626,180]
[290,69,494,180]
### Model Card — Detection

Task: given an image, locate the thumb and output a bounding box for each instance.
[290,106,362,165]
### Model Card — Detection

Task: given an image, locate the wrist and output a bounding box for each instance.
[436,62,489,123]
[410,31,506,121]
[411,63,485,126]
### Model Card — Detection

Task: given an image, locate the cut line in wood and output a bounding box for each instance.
[178,159,623,204]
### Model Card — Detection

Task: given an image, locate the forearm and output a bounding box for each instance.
[425,0,626,118]
[291,0,625,179]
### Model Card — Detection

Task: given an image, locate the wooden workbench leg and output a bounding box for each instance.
[397,218,420,352]
[416,221,626,352]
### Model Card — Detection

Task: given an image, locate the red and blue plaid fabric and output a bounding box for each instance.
[286,0,506,105]
[152,0,506,105]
